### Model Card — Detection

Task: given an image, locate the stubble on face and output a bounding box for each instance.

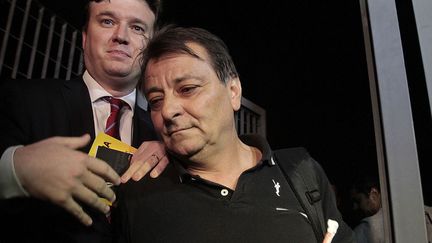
[147,61,234,162]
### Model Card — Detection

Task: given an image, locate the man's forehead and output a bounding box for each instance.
[89,0,153,15]
[89,0,150,6]
[89,0,155,24]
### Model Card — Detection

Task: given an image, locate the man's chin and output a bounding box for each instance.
[167,139,202,157]
[105,67,138,80]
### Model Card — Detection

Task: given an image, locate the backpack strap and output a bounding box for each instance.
[273,147,326,242]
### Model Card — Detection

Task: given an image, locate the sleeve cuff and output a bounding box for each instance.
[0,145,30,198]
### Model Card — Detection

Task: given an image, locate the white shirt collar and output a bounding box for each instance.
[82,70,148,111]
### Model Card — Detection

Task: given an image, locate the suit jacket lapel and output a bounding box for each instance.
[61,79,157,150]
[62,78,95,153]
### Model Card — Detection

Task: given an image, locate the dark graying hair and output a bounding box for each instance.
[351,173,381,195]
[83,0,162,31]
[139,25,239,87]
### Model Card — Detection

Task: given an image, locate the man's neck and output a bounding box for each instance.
[83,70,137,97]
[185,139,262,190]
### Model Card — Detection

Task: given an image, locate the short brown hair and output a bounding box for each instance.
[140,25,239,89]
[82,0,162,31]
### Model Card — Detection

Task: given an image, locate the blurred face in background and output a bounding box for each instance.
[351,187,381,218]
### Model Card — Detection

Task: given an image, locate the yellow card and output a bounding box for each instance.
[88,132,137,157]
[89,133,137,207]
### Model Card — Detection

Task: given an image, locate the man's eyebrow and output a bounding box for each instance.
[129,17,150,30]
[95,10,115,19]
[145,75,202,96]
[96,11,150,29]
[145,86,162,96]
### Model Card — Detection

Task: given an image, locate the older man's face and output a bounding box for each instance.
[143,43,242,159]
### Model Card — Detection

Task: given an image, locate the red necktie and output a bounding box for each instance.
[103,97,126,140]
[101,97,128,223]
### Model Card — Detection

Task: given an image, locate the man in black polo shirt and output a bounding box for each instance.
[113,26,355,243]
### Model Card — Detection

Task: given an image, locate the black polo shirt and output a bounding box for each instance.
[114,135,317,243]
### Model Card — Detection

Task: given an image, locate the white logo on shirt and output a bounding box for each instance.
[272,179,281,196]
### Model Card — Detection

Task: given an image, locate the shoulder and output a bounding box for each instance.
[1,78,84,95]
[273,147,311,166]
[118,163,179,200]
[2,78,65,87]
[2,77,86,96]
[355,220,371,231]
[0,78,88,116]
[273,147,323,175]
[354,221,371,242]
[274,147,310,157]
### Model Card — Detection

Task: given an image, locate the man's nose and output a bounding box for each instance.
[113,24,129,44]
[161,95,182,121]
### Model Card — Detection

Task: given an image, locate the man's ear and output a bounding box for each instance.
[369,187,381,202]
[228,77,242,111]
[82,31,87,50]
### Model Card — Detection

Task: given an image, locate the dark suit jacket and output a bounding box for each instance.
[0,78,157,243]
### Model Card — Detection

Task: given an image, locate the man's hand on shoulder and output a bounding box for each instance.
[120,141,169,182]
[13,134,120,226]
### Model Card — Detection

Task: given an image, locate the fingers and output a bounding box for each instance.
[120,141,167,183]
[81,170,116,204]
[62,197,93,226]
[66,161,115,226]
[121,153,160,182]
[87,157,121,186]
[150,155,169,178]
[73,182,110,215]
[120,157,144,183]
[51,134,91,150]
[132,154,160,181]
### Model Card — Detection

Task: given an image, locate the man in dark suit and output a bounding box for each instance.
[0,0,167,242]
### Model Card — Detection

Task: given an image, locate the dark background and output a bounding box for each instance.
[39,0,432,226]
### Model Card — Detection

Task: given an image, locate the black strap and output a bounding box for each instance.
[273,148,325,242]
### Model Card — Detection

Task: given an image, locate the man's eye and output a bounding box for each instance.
[149,99,163,110]
[101,19,114,26]
[180,86,197,94]
[131,25,145,34]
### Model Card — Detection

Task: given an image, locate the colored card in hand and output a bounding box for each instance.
[88,132,137,157]
[95,146,132,175]
[88,133,136,207]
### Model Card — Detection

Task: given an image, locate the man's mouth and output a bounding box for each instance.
[167,127,190,136]
[108,50,131,58]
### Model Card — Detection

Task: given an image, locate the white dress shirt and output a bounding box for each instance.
[83,71,135,145]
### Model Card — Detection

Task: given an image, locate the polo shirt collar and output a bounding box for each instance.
[239,134,275,166]
[171,134,275,183]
